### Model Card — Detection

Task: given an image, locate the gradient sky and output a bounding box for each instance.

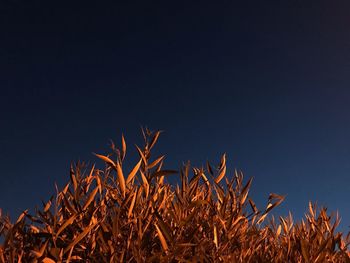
[1,1,350,232]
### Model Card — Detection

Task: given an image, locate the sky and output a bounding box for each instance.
[1,1,350,232]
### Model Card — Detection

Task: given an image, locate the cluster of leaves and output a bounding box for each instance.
[0,129,350,262]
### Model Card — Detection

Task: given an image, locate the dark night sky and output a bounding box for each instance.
[1,1,350,231]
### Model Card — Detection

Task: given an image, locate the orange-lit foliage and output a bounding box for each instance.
[0,129,349,262]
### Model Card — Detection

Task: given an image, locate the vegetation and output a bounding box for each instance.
[0,129,349,262]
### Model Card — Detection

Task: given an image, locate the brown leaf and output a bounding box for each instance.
[16,209,28,224]
[149,130,162,150]
[147,156,165,169]
[248,198,258,214]
[215,165,226,184]
[93,153,116,168]
[128,191,137,218]
[44,199,52,213]
[63,223,95,254]
[300,239,310,263]
[56,214,77,238]
[219,153,226,170]
[135,145,147,165]
[121,133,127,161]
[140,171,149,198]
[206,161,214,176]
[213,225,218,248]
[241,178,253,200]
[126,159,142,185]
[30,240,48,258]
[69,165,78,193]
[83,187,98,210]
[116,161,126,198]
[155,223,168,251]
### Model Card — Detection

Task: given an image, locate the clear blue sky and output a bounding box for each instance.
[1,1,350,232]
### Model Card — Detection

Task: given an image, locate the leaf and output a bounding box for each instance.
[69,165,78,193]
[44,199,52,213]
[240,189,249,205]
[309,201,315,218]
[257,213,268,224]
[214,165,226,184]
[16,209,28,224]
[31,240,48,258]
[300,239,310,263]
[213,225,218,248]
[128,191,137,218]
[276,224,282,237]
[141,126,147,142]
[135,145,147,165]
[155,215,173,244]
[88,164,95,179]
[149,130,162,150]
[140,171,149,198]
[241,178,253,199]
[219,153,226,170]
[56,215,77,237]
[155,223,168,251]
[95,174,102,195]
[248,198,258,214]
[147,156,165,169]
[83,187,98,210]
[63,223,95,254]
[265,196,285,214]
[200,172,210,186]
[314,238,330,262]
[280,216,288,234]
[126,159,142,185]
[206,161,214,176]
[121,134,126,161]
[116,161,126,198]
[268,193,285,203]
[93,153,116,168]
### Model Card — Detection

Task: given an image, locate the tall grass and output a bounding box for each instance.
[0,128,349,262]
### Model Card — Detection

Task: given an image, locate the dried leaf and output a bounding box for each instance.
[213,225,218,248]
[135,145,147,165]
[116,161,126,198]
[155,223,168,251]
[93,153,116,168]
[128,191,137,218]
[31,240,48,258]
[215,165,226,184]
[248,198,258,214]
[56,215,77,237]
[83,187,98,210]
[126,159,142,185]
[300,239,310,263]
[147,156,165,169]
[276,224,282,237]
[69,165,78,193]
[44,199,52,213]
[16,209,28,224]
[140,171,149,198]
[121,133,127,160]
[63,223,95,254]
[149,130,162,150]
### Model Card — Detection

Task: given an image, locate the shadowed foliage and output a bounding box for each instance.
[1,129,349,262]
